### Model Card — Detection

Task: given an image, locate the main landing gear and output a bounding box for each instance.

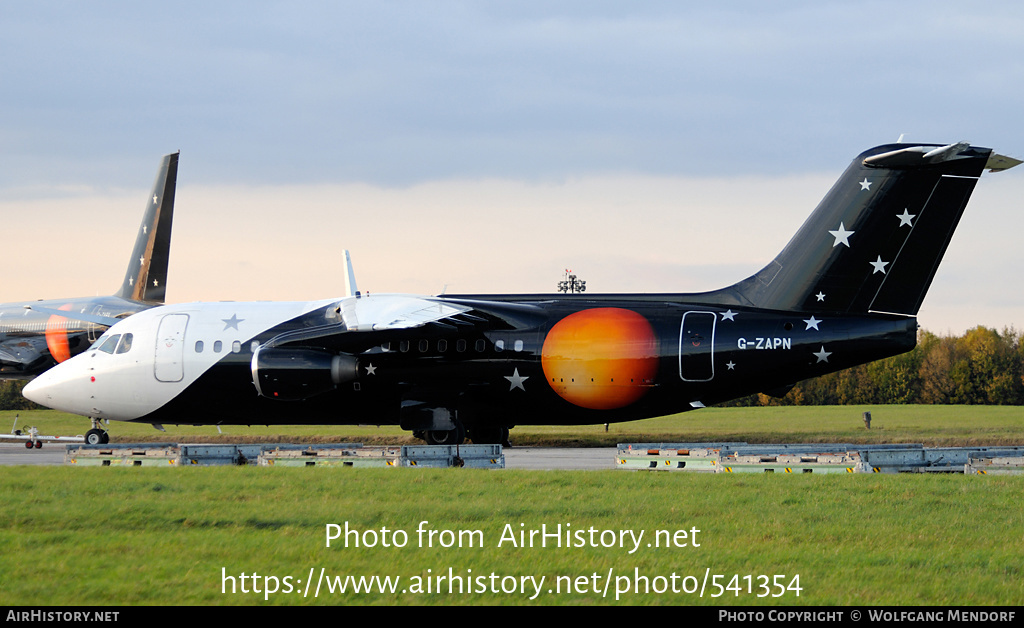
[84,418,109,445]
[419,423,510,446]
[423,423,465,446]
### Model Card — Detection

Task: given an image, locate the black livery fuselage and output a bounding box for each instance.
[23,142,1019,445]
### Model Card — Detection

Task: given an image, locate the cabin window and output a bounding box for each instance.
[231,340,241,354]
[195,341,204,353]
[514,339,524,352]
[214,340,223,353]
[115,334,134,354]
[418,339,429,352]
[400,340,410,353]
[494,339,504,352]
[251,341,260,353]
[475,339,486,352]
[456,339,467,352]
[437,339,448,352]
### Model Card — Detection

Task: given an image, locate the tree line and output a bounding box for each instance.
[721,326,1024,407]
[0,326,1022,411]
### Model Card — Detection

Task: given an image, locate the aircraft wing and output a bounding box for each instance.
[262,294,548,354]
[339,294,477,331]
[0,336,50,371]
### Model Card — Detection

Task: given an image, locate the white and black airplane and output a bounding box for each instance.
[0,153,178,381]
[22,142,1020,446]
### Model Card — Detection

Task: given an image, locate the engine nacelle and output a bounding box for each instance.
[251,347,358,401]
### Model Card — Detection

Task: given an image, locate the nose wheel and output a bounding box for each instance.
[85,418,110,445]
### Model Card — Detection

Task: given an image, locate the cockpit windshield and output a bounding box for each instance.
[92,334,121,354]
[89,333,133,355]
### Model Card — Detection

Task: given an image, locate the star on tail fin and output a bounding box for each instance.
[115,152,179,304]
[716,142,1018,316]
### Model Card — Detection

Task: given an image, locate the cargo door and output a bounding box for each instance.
[678,311,716,382]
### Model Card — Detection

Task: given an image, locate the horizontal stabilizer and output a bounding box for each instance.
[985,152,1022,172]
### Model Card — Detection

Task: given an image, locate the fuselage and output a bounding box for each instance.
[22,142,1012,442]
[23,293,917,429]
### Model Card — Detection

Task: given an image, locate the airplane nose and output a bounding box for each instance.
[22,360,93,414]
[21,372,51,405]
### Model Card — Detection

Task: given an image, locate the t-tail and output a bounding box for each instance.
[115,151,179,304]
[712,142,1020,316]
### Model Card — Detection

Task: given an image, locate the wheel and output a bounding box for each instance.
[25,441,34,449]
[34,441,43,449]
[469,426,508,445]
[84,429,106,445]
[424,422,465,445]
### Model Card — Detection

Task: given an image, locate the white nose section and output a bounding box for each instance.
[22,359,96,416]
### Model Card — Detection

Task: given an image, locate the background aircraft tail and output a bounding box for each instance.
[713,142,1018,316]
[115,152,179,304]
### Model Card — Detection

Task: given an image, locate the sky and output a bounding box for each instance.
[2,1,1023,334]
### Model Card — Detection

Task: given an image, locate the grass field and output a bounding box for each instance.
[4,405,1023,447]
[1,467,1022,606]
[1,405,1022,606]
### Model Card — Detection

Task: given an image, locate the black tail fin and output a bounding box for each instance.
[115,152,179,304]
[716,142,1017,316]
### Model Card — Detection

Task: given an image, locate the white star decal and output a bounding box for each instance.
[128,277,134,286]
[726,361,736,370]
[139,256,145,265]
[859,178,872,191]
[803,316,822,331]
[721,310,737,321]
[365,363,377,375]
[222,314,244,330]
[869,256,889,274]
[813,346,832,363]
[505,368,529,391]
[153,195,159,204]
[897,209,916,227]
[152,279,159,287]
[829,223,854,248]
[142,225,148,234]
[816,292,826,302]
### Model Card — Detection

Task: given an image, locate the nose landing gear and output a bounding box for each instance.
[84,418,109,445]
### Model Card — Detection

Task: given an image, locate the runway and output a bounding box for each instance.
[0,443,618,470]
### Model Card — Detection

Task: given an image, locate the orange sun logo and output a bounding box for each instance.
[541,308,659,410]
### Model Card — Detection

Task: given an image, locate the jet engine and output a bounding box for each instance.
[251,347,358,400]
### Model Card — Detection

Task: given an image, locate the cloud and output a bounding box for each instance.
[2,2,1022,189]
[4,166,1021,334]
